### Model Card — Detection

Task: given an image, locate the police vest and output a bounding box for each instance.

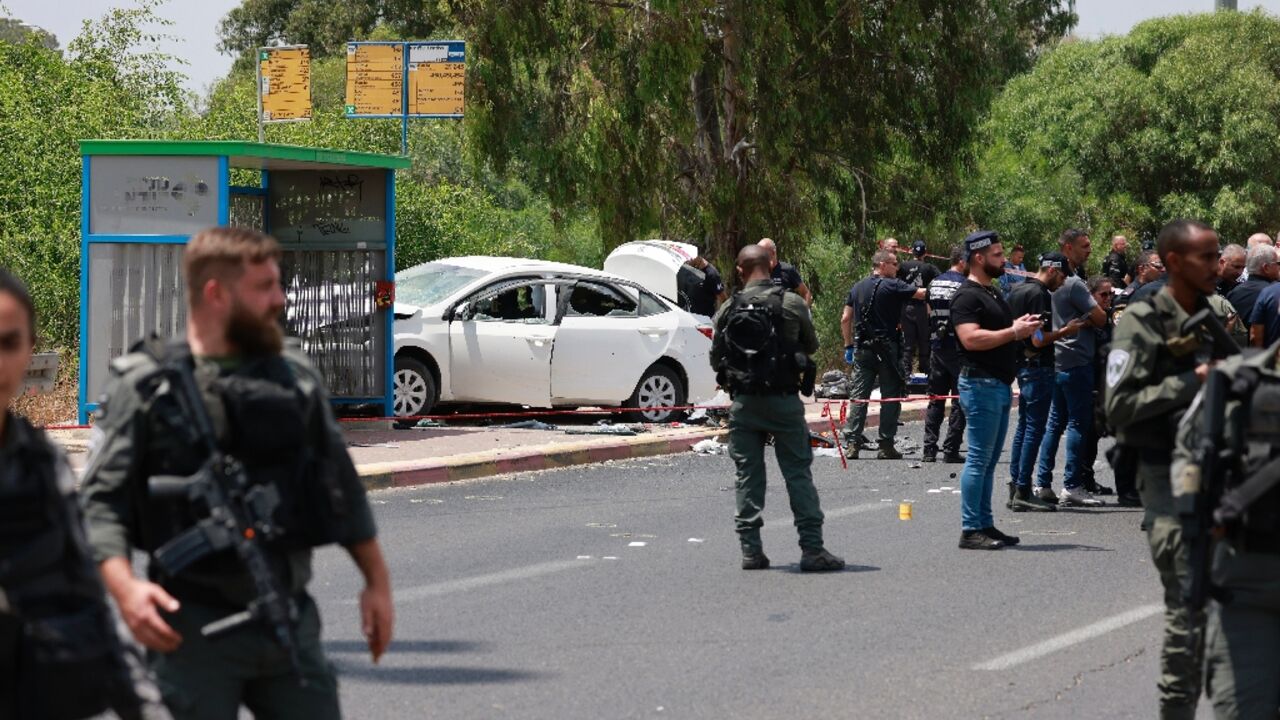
[117,338,354,578]
[0,416,139,720]
[1112,297,1228,451]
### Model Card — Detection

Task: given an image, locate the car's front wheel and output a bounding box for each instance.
[624,364,686,423]
[393,355,437,418]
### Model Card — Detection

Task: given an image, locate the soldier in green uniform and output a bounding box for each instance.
[0,269,169,720]
[81,227,394,720]
[1104,219,1235,720]
[1171,350,1280,719]
[710,245,844,572]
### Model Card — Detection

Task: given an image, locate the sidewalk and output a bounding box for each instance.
[51,398,934,490]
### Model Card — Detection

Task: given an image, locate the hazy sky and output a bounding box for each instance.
[6,0,1280,97]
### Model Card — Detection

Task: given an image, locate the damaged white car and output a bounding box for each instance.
[392,243,717,421]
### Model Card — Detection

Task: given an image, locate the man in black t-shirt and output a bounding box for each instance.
[758,238,812,305]
[685,256,726,317]
[840,249,924,459]
[898,239,940,378]
[1101,235,1131,290]
[950,230,1042,550]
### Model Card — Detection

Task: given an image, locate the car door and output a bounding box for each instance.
[550,280,679,404]
[448,280,557,406]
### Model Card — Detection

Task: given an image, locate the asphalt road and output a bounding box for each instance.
[308,420,1213,719]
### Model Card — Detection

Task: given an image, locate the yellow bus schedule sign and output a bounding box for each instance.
[344,41,464,119]
[407,42,465,117]
[258,46,311,122]
[344,43,405,117]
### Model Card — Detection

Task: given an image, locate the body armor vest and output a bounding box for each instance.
[131,340,350,585]
[0,415,140,720]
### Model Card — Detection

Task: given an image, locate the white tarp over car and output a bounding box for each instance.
[604,240,700,307]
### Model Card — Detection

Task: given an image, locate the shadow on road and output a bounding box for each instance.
[1013,543,1113,552]
[325,639,488,654]
[777,563,882,574]
[332,660,547,685]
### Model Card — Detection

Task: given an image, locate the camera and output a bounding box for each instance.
[1037,311,1051,326]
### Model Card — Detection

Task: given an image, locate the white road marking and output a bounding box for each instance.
[763,501,889,530]
[390,560,587,604]
[972,604,1164,671]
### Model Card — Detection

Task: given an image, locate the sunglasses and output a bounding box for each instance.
[0,329,29,353]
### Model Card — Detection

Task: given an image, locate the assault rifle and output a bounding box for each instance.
[146,358,303,682]
[1175,305,1241,613]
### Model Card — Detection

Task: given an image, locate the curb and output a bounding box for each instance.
[358,403,929,490]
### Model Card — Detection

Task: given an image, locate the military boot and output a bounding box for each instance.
[741,551,771,570]
[877,445,903,460]
[1009,483,1057,512]
[800,548,845,572]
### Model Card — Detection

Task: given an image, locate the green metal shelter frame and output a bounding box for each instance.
[78,140,412,424]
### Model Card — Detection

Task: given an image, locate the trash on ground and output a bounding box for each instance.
[909,462,922,469]
[927,489,942,494]
[565,421,646,436]
[628,541,647,547]
[412,419,448,429]
[693,439,727,455]
[495,419,559,430]
[814,447,842,458]
[809,432,836,449]
[688,538,705,543]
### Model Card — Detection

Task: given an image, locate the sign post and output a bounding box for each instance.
[345,40,465,154]
[257,45,312,142]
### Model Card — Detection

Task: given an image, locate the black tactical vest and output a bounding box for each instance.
[0,415,140,720]
[131,340,351,584]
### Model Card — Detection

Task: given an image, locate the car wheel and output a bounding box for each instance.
[394,356,437,418]
[624,364,686,423]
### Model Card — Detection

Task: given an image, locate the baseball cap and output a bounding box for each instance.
[912,239,927,257]
[964,230,999,255]
[1038,251,1068,271]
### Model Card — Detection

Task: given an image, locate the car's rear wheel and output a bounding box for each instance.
[624,364,685,423]
[394,356,437,418]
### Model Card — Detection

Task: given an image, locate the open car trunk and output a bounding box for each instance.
[603,240,704,313]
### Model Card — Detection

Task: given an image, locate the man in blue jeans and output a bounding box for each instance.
[950,230,1043,550]
[1035,229,1108,507]
[1005,252,1084,511]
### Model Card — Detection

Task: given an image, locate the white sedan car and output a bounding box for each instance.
[392,256,717,422]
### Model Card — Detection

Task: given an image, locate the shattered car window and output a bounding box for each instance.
[398,263,487,307]
[473,284,548,324]
[566,282,638,318]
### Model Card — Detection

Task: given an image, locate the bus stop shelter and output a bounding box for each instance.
[78,140,411,424]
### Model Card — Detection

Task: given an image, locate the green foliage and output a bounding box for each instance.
[453,0,1075,277]
[968,10,1280,265]
[217,0,453,71]
[0,4,187,351]
[0,17,58,50]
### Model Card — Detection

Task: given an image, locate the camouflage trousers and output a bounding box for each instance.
[1204,542,1280,719]
[1137,458,1204,720]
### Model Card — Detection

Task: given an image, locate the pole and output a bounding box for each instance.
[256,50,266,143]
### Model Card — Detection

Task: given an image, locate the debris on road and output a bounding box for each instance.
[814,447,842,458]
[692,439,727,455]
[495,419,560,430]
[564,421,646,436]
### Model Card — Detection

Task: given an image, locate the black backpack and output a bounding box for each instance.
[713,288,796,395]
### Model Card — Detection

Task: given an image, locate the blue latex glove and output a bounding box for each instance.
[844,347,855,365]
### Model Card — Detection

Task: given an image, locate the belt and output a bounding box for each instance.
[960,367,996,379]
